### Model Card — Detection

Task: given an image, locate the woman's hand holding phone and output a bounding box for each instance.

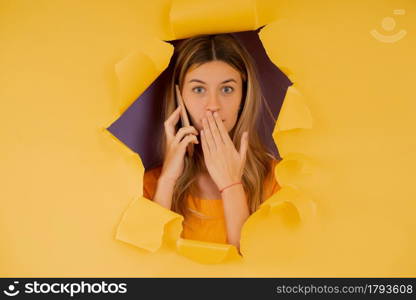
[160,105,199,182]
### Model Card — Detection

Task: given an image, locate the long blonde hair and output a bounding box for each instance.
[160,33,276,217]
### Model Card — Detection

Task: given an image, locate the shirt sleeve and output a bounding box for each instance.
[264,158,282,199]
[142,167,162,200]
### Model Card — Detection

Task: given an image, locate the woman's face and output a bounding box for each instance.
[181,60,243,133]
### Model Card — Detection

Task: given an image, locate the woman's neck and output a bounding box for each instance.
[195,171,221,199]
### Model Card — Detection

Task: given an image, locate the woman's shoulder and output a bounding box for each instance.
[144,164,163,179]
[270,156,282,168]
[265,154,282,174]
[263,156,282,199]
[142,164,163,200]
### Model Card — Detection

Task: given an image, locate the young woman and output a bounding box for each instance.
[143,33,281,250]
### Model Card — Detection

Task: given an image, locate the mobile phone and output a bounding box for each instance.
[175,84,194,157]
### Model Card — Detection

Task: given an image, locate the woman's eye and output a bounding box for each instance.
[191,86,234,94]
[192,87,205,94]
[222,86,234,93]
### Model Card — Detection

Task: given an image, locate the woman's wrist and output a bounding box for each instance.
[153,174,177,210]
[158,173,178,187]
[220,181,243,194]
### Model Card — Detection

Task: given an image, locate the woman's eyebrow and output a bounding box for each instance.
[188,79,237,84]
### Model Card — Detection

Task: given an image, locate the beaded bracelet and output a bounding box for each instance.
[219,182,242,193]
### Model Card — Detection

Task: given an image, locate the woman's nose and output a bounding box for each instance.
[206,94,220,113]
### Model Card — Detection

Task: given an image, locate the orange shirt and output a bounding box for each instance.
[143,159,281,244]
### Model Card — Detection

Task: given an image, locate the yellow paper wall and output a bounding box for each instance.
[1,0,415,276]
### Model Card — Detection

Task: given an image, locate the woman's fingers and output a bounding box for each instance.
[179,134,199,150]
[239,131,249,162]
[205,111,224,147]
[200,129,209,156]
[174,126,199,144]
[164,106,182,140]
[202,117,216,152]
[212,111,233,147]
